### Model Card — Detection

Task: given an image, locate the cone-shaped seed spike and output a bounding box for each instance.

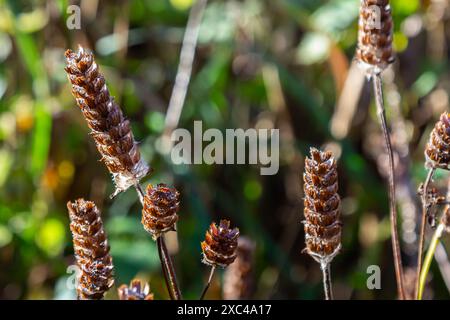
[425,112,450,170]
[201,219,240,268]
[64,45,150,197]
[142,183,180,240]
[118,279,154,300]
[67,199,114,300]
[356,0,395,75]
[303,148,342,265]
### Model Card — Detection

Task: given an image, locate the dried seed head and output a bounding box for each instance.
[64,45,150,197]
[67,199,114,300]
[303,148,342,265]
[118,279,154,300]
[441,207,450,232]
[142,184,180,240]
[425,112,450,170]
[356,0,394,75]
[223,237,255,300]
[201,220,240,268]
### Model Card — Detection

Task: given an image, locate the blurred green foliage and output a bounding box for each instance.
[0,0,450,300]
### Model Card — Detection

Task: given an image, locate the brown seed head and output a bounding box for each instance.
[425,112,450,170]
[64,45,150,197]
[142,184,180,240]
[201,220,240,268]
[303,148,342,264]
[67,199,114,300]
[356,0,394,75]
[118,279,154,300]
[223,237,255,300]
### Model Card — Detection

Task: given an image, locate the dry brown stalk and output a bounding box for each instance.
[303,148,342,300]
[64,45,151,198]
[67,199,114,300]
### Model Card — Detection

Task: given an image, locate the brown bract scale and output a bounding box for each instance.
[201,220,240,268]
[425,112,450,170]
[142,184,180,240]
[64,45,150,197]
[356,0,394,75]
[67,199,114,300]
[223,237,255,300]
[118,279,154,300]
[303,148,342,265]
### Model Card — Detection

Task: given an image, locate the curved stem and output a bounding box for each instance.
[415,168,435,298]
[157,236,175,300]
[373,74,405,300]
[200,265,216,300]
[321,262,333,300]
[157,235,182,300]
[418,223,445,300]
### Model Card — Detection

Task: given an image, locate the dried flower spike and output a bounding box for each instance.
[64,45,150,197]
[201,220,240,268]
[67,199,114,300]
[303,148,342,265]
[142,184,180,240]
[356,0,394,75]
[223,237,255,300]
[425,112,450,170]
[118,279,154,300]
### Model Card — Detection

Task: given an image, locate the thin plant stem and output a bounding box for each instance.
[415,168,436,298]
[373,74,405,300]
[200,265,216,300]
[134,184,182,300]
[163,0,208,140]
[321,262,333,300]
[434,240,450,294]
[157,235,182,300]
[157,236,175,300]
[418,223,445,300]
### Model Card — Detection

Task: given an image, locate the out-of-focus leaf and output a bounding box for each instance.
[0,224,12,248]
[35,218,66,256]
[311,0,359,38]
[0,32,12,62]
[109,238,159,283]
[16,8,48,33]
[0,149,13,187]
[391,0,420,16]
[199,2,237,43]
[106,216,147,237]
[413,71,438,98]
[145,111,165,134]
[30,101,52,177]
[170,0,194,11]
[296,32,330,65]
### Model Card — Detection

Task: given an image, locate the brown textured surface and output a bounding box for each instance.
[356,0,394,74]
[201,220,240,268]
[142,184,180,239]
[441,206,450,230]
[118,279,154,300]
[64,45,150,196]
[425,112,450,170]
[303,148,342,263]
[223,237,255,300]
[67,199,114,300]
